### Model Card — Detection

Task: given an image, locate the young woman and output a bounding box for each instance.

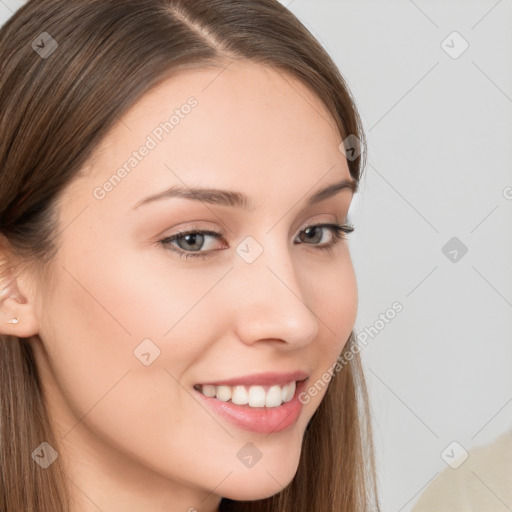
[0,1,380,510]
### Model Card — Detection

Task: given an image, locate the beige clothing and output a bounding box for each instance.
[412,429,512,512]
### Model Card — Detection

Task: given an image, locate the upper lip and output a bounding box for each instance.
[197,370,310,387]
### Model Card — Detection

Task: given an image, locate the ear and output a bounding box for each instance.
[0,239,40,338]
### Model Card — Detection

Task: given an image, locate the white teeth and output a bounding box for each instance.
[216,385,232,402]
[202,384,216,397]
[281,383,289,403]
[266,385,284,407]
[231,385,249,405]
[284,381,296,402]
[248,386,266,407]
[196,381,297,408]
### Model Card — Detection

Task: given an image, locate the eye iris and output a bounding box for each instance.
[301,226,323,244]
[179,233,204,251]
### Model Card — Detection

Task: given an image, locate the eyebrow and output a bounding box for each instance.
[132,177,358,211]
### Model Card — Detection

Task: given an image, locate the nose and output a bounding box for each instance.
[230,236,320,350]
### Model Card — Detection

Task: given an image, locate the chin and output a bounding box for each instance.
[218,459,300,501]
[221,480,288,502]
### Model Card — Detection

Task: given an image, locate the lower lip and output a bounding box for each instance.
[193,379,307,435]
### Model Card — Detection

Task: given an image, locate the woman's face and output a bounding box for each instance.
[29,60,358,510]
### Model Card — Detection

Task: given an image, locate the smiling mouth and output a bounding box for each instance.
[193,378,308,408]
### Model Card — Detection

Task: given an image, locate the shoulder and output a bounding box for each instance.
[411,430,512,512]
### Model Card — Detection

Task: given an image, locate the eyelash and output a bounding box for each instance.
[159,223,355,260]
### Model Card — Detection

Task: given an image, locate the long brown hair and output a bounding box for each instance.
[0,1,379,510]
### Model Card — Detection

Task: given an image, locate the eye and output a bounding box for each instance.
[294,223,354,256]
[159,223,354,260]
[160,228,225,259]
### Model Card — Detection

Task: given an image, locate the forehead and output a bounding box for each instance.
[71,60,350,213]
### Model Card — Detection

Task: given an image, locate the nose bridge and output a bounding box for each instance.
[231,232,320,346]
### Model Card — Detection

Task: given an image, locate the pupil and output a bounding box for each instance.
[183,233,203,251]
[304,227,321,243]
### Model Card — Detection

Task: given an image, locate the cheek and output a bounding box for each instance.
[320,261,357,325]
[298,255,357,408]
[37,248,234,476]
[40,244,228,422]
[306,252,358,344]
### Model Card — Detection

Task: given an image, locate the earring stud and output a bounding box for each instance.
[6,317,19,324]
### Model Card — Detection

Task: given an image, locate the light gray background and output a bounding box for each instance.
[2,1,511,511]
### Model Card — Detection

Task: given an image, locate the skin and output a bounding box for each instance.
[0,60,358,512]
